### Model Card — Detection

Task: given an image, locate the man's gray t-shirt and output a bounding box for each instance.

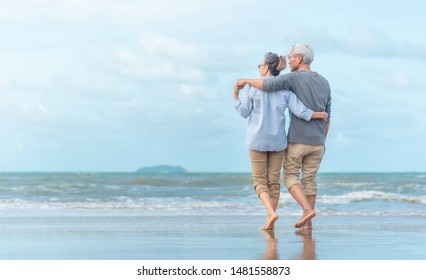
[262,71,331,146]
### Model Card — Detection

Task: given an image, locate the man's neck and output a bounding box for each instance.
[297,64,312,72]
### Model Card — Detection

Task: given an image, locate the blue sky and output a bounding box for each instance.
[0,0,425,172]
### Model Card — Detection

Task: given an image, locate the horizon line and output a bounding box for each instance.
[0,170,424,174]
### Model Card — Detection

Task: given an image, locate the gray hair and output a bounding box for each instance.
[264,52,280,76]
[292,43,314,65]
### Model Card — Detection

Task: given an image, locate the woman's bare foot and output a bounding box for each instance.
[294,210,315,228]
[300,225,313,231]
[261,213,278,231]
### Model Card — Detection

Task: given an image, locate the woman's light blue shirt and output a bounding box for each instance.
[235,77,313,151]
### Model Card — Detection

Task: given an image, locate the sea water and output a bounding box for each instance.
[0,172,424,217]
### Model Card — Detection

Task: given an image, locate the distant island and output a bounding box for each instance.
[136,165,187,174]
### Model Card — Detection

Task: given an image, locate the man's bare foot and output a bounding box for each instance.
[303,219,313,230]
[295,229,313,237]
[294,210,315,228]
[261,213,278,231]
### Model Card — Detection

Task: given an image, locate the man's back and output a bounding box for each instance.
[284,71,331,145]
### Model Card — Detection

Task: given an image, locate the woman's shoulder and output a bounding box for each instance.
[247,85,263,96]
[271,88,293,96]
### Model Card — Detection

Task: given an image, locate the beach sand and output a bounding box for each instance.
[0,212,425,260]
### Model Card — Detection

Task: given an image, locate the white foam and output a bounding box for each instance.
[318,190,426,204]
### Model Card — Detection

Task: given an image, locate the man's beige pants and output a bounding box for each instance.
[284,143,325,196]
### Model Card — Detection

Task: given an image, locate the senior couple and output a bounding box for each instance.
[234,43,331,231]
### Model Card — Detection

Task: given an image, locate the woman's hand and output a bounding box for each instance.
[319,112,328,122]
[277,55,287,71]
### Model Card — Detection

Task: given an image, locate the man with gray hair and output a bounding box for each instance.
[236,44,331,231]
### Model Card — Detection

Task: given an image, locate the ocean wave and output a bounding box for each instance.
[332,182,377,188]
[318,190,426,204]
[1,189,425,211]
[0,198,259,211]
[0,197,424,218]
[318,209,426,217]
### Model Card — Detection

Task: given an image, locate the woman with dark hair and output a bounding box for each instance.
[234,52,327,231]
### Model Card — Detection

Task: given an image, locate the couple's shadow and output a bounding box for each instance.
[262,230,316,260]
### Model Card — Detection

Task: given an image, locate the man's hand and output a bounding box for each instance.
[235,79,246,89]
[233,85,240,101]
[312,111,328,122]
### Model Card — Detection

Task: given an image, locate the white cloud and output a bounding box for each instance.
[0,1,40,22]
[7,143,25,153]
[0,0,211,23]
[37,104,51,118]
[279,25,426,60]
[0,75,10,87]
[340,28,426,58]
[232,44,252,56]
[0,98,53,123]
[343,28,393,54]
[336,131,348,142]
[0,0,94,22]
[139,34,205,60]
[89,35,209,82]
[178,84,219,99]
[372,71,412,88]
[112,48,206,82]
[117,99,142,110]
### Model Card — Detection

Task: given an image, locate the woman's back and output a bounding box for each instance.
[235,79,312,151]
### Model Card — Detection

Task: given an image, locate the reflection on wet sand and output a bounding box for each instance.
[262,231,278,260]
[262,229,316,260]
[294,230,316,260]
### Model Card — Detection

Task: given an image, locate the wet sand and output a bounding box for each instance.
[0,213,425,260]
